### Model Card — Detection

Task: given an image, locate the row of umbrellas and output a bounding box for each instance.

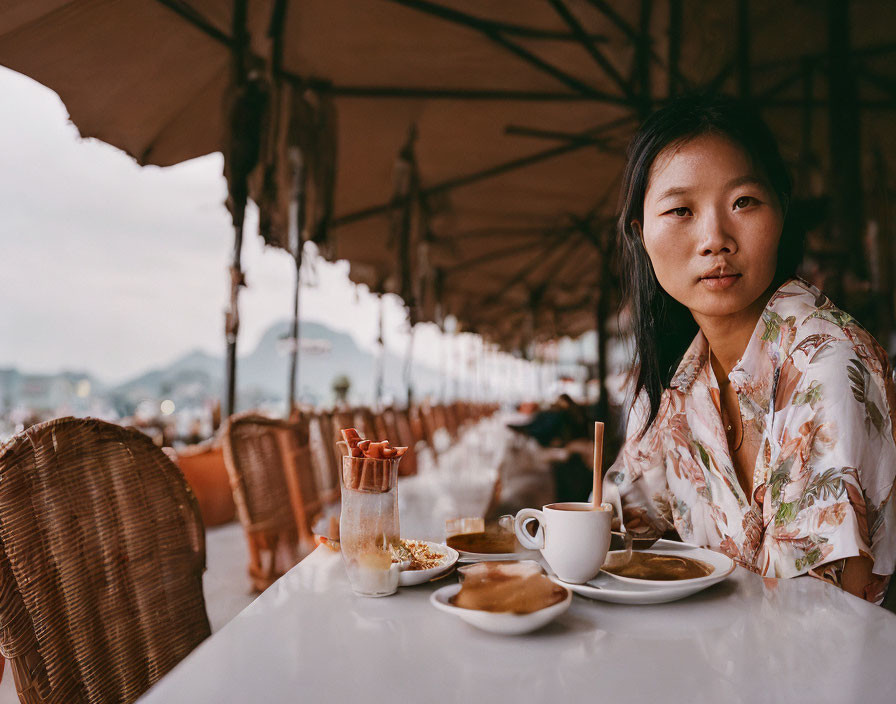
[3,0,895,413]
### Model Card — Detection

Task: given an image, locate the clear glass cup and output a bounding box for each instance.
[340,454,402,597]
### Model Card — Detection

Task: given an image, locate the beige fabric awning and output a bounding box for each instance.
[2,1,894,349]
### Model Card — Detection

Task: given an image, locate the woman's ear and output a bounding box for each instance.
[631,219,644,242]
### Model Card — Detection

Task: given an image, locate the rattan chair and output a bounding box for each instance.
[280,416,321,546]
[0,417,210,704]
[309,412,340,505]
[222,414,318,591]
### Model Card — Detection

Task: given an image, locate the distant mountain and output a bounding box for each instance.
[114,349,220,397]
[109,319,449,410]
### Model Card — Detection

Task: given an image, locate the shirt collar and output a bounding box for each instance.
[668,277,819,394]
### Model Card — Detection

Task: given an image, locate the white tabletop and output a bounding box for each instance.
[140,546,896,704]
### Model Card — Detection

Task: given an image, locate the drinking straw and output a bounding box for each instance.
[593,421,604,507]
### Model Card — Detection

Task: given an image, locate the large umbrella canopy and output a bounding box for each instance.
[2,1,895,352]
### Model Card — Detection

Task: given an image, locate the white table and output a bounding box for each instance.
[140,547,896,704]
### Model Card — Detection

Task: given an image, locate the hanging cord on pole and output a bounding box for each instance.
[223,0,267,418]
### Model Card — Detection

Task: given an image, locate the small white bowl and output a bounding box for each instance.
[430,583,571,635]
[398,543,459,587]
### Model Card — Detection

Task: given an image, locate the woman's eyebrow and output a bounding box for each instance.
[654,175,765,204]
[724,175,765,190]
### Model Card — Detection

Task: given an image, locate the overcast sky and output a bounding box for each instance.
[0,66,458,384]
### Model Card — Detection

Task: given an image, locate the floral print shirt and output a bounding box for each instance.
[605,278,896,596]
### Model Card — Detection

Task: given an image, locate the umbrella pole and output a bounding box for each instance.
[287,146,307,416]
[404,320,416,408]
[287,245,302,414]
[225,221,244,418]
[375,295,385,406]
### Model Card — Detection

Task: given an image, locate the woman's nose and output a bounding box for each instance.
[697,211,736,255]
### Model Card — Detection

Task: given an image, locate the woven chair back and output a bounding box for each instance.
[405,407,427,447]
[331,409,355,437]
[356,408,377,439]
[280,416,320,545]
[418,405,438,448]
[309,413,340,504]
[371,410,389,443]
[0,417,210,704]
[222,414,319,590]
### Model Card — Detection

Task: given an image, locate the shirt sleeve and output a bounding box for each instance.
[602,391,674,535]
[759,339,896,579]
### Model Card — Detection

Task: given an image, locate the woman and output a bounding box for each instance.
[604,93,896,604]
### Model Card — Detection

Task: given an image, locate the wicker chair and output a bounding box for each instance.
[309,412,340,505]
[222,415,318,591]
[0,418,210,704]
[280,416,321,546]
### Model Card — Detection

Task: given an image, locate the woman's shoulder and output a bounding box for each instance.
[774,278,892,378]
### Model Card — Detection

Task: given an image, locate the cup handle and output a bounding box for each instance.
[513,508,545,551]
[604,482,625,532]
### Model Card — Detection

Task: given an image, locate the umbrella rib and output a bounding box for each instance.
[385,0,608,99]
[154,0,234,46]
[333,141,589,228]
[442,231,570,274]
[503,125,624,155]
[547,0,635,101]
[320,85,626,103]
[157,0,629,107]
[584,0,669,71]
[136,65,227,164]
[527,230,596,296]
[333,113,637,229]
[376,2,611,41]
[483,231,584,306]
[433,225,573,242]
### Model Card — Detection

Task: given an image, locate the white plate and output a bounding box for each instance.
[398,543,459,586]
[550,541,735,605]
[430,583,572,635]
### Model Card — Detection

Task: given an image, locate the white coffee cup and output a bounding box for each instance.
[513,502,614,584]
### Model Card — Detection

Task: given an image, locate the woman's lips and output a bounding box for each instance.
[699,273,741,290]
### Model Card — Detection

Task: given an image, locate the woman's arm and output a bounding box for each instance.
[602,392,674,535]
[810,555,890,602]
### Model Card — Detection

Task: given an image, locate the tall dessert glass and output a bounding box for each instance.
[340,454,402,596]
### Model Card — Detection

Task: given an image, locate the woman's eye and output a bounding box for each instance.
[733,196,756,209]
[666,207,690,217]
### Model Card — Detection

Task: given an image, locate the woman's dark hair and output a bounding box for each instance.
[618,93,804,432]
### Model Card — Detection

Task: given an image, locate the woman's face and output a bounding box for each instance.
[637,133,784,321]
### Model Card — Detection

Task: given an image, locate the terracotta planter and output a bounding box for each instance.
[174,445,236,527]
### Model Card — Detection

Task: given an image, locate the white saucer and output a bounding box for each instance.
[398,543,459,586]
[550,541,735,605]
[430,583,572,635]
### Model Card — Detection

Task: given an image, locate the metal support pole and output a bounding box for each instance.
[667,0,682,97]
[404,322,416,408]
[286,144,306,415]
[375,295,386,405]
[635,0,653,117]
[225,224,244,418]
[827,0,866,279]
[286,248,302,413]
[223,0,251,418]
[736,0,751,100]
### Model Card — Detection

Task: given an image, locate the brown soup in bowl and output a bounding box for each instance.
[603,552,713,581]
